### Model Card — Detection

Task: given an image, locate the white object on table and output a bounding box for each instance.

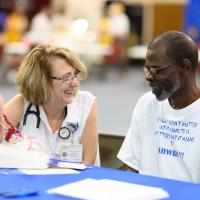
[47,178,169,200]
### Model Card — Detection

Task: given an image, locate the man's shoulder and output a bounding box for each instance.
[134,91,159,112]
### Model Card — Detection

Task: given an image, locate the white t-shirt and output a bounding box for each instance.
[19,91,95,158]
[118,91,200,183]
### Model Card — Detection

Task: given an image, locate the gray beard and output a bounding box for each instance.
[155,78,182,101]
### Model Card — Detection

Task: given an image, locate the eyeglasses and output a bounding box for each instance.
[143,64,171,76]
[51,72,82,84]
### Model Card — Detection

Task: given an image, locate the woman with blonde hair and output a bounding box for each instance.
[3,45,99,165]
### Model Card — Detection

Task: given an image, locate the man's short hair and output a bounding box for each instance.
[148,31,198,71]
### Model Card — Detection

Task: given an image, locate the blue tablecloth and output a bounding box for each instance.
[0,166,200,199]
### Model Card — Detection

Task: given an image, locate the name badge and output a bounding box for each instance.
[59,144,83,163]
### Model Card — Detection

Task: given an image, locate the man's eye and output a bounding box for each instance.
[156,68,166,74]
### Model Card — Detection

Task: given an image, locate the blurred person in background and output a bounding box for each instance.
[3,45,99,165]
[99,1,130,78]
[52,7,71,34]
[51,6,73,47]
[108,1,130,43]
[3,2,28,42]
[99,1,130,46]
[24,4,54,46]
[0,0,29,84]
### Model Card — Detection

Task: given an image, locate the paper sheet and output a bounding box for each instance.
[19,168,79,175]
[47,178,169,200]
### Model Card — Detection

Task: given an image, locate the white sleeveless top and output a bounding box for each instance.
[18,91,95,158]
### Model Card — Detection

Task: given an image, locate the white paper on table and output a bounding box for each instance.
[47,178,169,200]
[19,168,80,175]
[55,162,86,170]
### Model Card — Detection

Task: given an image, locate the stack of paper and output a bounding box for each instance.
[0,144,87,173]
[0,144,49,169]
[47,178,169,200]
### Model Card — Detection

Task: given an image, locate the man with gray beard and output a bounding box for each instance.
[118,31,200,183]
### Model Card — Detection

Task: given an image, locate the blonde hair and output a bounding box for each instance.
[16,45,87,104]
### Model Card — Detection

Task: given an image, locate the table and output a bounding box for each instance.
[0,166,199,200]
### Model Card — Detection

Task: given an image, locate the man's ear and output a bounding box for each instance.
[181,59,191,71]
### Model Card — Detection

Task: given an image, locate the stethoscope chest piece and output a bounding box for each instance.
[58,127,71,139]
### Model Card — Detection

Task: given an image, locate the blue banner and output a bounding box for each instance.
[184,0,200,43]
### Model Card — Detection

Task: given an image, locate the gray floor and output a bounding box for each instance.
[0,67,149,135]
